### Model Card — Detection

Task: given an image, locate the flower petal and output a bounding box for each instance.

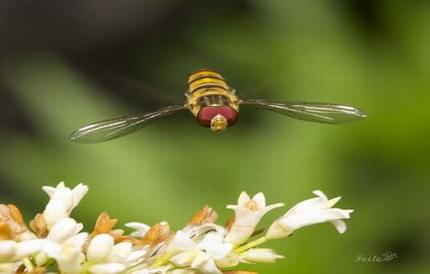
[43,200,68,228]
[125,222,151,238]
[14,239,42,260]
[56,257,83,274]
[206,243,232,260]
[71,183,89,208]
[87,234,114,263]
[327,196,341,208]
[89,263,126,274]
[47,218,81,243]
[170,250,199,267]
[107,242,132,263]
[42,185,57,198]
[215,252,240,268]
[331,220,347,234]
[199,258,222,274]
[237,192,250,206]
[262,203,285,214]
[252,193,266,208]
[241,248,284,263]
[197,232,232,260]
[191,252,211,268]
[173,231,196,251]
[43,240,62,258]
[126,249,148,264]
[312,190,328,202]
[200,232,224,246]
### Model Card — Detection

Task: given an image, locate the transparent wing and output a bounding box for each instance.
[240,99,366,124]
[69,105,187,143]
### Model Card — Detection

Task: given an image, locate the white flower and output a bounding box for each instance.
[44,232,88,274]
[1,182,357,273]
[126,222,151,238]
[87,234,114,262]
[170,231,233,274]
[266,190,353,240]
[40,217,87,273]
[47,218,84,243]
[240,248,283,263]
[86,233,147,274]
[0,239,42,262]
[225,192,284,245]
[42,182,88,229]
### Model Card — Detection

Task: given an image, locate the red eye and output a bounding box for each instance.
[197,106,238,127]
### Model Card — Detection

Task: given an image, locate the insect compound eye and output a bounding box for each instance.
[197,106,238,129]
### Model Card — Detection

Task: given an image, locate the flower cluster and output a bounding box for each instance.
[0,182,353,274]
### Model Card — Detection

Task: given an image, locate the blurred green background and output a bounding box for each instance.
[0,0,429,273]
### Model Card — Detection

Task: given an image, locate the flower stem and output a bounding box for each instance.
[234,236,268,253]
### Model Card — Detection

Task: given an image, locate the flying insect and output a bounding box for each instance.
[70,68,366,143]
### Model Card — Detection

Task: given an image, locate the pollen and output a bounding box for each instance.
[245,200,260,211]
[0,222,11,240]
[29,213,48,238]
[189,206,218,226]
[0,204,29,240]
[91,212,118,237]
[7,204,25,225]
[142,223,170,247]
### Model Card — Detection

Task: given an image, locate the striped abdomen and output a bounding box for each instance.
[185,69,239,132]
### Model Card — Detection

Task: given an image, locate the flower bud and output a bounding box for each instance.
[241,248,283,263]
[87,233,114,262]
[47,218,82,243]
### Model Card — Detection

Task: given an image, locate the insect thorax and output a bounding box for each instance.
[185,69,239,116]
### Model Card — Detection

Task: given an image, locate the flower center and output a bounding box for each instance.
[245,200,259,211]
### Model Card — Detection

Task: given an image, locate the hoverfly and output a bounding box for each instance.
[70,68,366,143]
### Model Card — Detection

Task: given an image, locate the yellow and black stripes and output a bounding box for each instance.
[187,69,229,93]
[185,69,239,116]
